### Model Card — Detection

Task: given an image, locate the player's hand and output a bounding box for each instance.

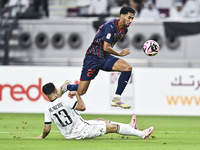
[68,91,77,98]
[120,48,130,56]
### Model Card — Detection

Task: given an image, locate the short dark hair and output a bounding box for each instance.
[120,6,136,15]
[42,82,56,95]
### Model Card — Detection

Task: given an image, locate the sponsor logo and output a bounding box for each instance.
[166,96,200,105]
[168,75,200,106]
[0,78,49,101]
[106,33,111,39]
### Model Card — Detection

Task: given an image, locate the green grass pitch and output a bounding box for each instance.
[0,113,200,150]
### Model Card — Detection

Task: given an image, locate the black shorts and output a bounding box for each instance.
[80,54,119,81]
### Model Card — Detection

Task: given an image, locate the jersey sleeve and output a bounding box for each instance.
[61,93,78,110]
[102,23,115,44]
[44,107,52,125]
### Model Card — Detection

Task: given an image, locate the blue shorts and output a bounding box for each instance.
[80,54,119,81]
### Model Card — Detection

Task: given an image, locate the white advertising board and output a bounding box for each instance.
[0,66,200,116]
[0,66,133,114]
[0,66,83,113]
[133,68,200,116]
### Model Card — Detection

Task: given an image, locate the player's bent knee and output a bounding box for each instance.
[106,124,118,133]
[123,65,132,71]
[127,65,132,71]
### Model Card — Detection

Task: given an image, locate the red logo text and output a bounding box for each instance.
[0,78,49,101]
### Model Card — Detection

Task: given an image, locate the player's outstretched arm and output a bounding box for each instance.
[68,91,86,111]
[104,41,130,56]
[36,125,51,139]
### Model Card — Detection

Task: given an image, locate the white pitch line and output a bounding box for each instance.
[0,131,60,134]
[0,131,199,134]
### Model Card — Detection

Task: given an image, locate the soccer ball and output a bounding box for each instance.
[143,40,159,56]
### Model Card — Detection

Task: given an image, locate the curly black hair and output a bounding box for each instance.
[120,6,136,15]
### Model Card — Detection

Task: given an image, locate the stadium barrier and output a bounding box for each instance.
[132,33,146,49]
[18,32,32,48]
[68,33,83,49]
[0,66,200,116]
[51,33,65,49]
[166,36,180,50]
[35,32,49,49]
[1,18,200,66]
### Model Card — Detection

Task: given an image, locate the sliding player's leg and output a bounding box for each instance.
[96,114,154,139]
[109,114,138,130]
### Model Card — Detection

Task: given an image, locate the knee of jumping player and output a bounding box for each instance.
[124,64,132,72]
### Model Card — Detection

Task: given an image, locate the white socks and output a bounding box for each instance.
[114,94,121,98]
[109,121,124,126]
[118,124,144,137]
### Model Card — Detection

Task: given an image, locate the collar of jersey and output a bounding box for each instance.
[50,97,58,102]
[116,19,125,32]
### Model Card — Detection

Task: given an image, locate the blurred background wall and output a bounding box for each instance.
[1,0,200,67]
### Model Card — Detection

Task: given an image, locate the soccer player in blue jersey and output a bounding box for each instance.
[58,6,136,109]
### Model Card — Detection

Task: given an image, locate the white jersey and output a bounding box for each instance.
[44,92,106,139]
[44,93,87,139]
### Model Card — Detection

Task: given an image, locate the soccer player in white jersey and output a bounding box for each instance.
[36,82,154,140]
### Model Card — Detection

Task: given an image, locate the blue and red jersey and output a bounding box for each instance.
[86,19,128,58]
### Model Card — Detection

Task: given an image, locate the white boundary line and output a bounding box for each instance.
[0,131,60,133]
[0,131,199,134]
